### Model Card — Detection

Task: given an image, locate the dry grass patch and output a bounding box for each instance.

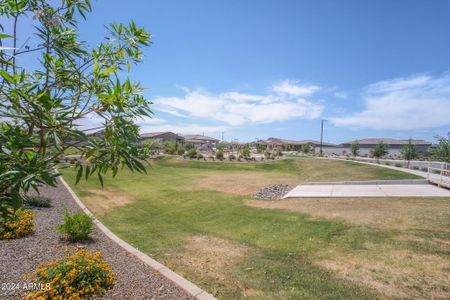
[171,235,249,283]
[185,172,298,195]
[316,247,450,299]
[82,189,134,217]
[246,197,450,230]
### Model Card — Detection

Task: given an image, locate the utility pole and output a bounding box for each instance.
[320,119,327,156]
[221,131,224,142]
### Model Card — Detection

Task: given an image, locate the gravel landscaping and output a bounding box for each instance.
[252,184,293,200]
[0,179,193,300]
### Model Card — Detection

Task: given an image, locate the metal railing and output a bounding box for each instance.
[427,163,449,187]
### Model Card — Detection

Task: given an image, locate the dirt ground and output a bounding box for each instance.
[185,172,299,195]
[82,189,134,217]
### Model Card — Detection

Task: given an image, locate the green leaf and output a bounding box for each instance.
[0,70,15,84]
[0,33,12,39]
[75,165,83,185]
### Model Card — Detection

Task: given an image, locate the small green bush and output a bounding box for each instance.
[229,154,236,160]
[177,148,185,155]
[197,153,204,159]
[216,150,224,160]
[384,161,391,166]
[187,148,197,159]
[24,195,51,208]
[57,212,94,242]
[394,162,403,168]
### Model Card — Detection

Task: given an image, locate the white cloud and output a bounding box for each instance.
[334,91,348,99]
[154,83,323,126]
[271,80,320,96]
[139,123,228,135]
[331,73,450,130]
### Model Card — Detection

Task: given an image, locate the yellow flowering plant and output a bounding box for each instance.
[0,207,35,239]
[24,249,115,300]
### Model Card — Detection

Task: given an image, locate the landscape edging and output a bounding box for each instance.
[58,176,217,300]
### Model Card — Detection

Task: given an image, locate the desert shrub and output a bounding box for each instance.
[24,195,51,208]
[187,148,197,159]
[24,249,115,300]
[229,154,236,160]
[216,150,224,160]
[177,148,185,156]
[384,161,391,166]
[57,212,94,242]
[394,162,403,168]
[0,207,35,239]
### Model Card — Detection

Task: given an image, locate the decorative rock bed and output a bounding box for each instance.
[0,179,193,300]
[252,184,293,200]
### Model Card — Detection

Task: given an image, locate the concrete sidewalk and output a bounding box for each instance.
[284,181,450,198]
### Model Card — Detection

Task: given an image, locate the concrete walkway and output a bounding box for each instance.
[284,180,450,198]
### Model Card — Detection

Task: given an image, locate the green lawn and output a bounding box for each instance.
[61,157,450,299]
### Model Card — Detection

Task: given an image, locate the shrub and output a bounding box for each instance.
[216,150,224,160]
[0,207,35,239]
[57,212,94,242]
[177,148,185,156]
[187,148,197,159]
[421,167,428,172]
[197,153,204,159]
[394,162,403,168]
[24,249,115,300]
[412,166,420,170]
[384,161,391,166]
[229,154,236,160]
[24,195,51,208]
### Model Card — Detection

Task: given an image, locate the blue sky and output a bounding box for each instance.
[6,0,450,143]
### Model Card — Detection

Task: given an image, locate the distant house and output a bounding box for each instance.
[342,138,431,156]
[183,134,219,152]
[140,132,184,143]
[264,137,336,151]
[319,138,433,157]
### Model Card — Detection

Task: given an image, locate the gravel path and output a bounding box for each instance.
[0,179,193,300]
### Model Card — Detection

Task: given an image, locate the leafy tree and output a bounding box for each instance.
[0,0,152,208]
[430,134,450,163]
[216,141,228,151]
[350,141,360,157]
[371,142,388,163]
[215,150,224,160]
[240,145,250,158]
[401,139,418,168]
[184,143,195,151]
[301,144,310,154]
[163,140,177,154]
[187,148,197,159]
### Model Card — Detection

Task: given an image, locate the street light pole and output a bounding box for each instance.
[320,119,327,156]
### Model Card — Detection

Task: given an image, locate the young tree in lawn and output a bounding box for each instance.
[401,139,418,168]
[350,141,360,157]
[0,0,152,209]
[371,142,388,163]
